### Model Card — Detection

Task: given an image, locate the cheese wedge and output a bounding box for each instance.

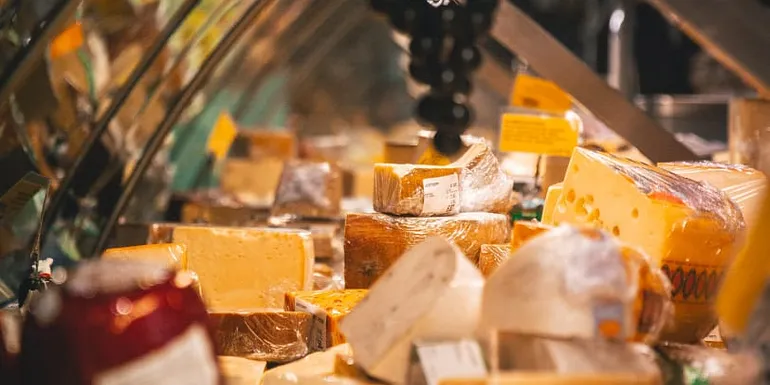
[344,212,510,288]
[218,356,266,385]
[210,310,313,362]
[452,143,517,214]
[373,163,462,216]
[479,244,510,277]
[101,243,187,269]
[541,183,563,224]
[552,148,745,343]
[285,290,368,350]
[340,237,484,384]
[168,226,314,309]
[659,161,767,230]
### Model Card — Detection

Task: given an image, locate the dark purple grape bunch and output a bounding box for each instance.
[370,0,499,155]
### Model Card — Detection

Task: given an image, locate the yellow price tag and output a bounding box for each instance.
[50,23,84,59]
[510,74,572,114]
[499,113,578,157]
[207,112,238,161]
[417,144,452,166]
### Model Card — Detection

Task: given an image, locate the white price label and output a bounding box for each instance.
[422,174,460,215]
[295,300,327,351]
[415,340,487,385]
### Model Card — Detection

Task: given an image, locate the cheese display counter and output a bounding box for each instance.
[1,0,770,384]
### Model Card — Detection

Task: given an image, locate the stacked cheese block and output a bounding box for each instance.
[345,141,517,288]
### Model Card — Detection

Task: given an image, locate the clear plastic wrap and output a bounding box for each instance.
[101,243,188,270]
[482,225,672,345]
[658,161,768,230]
[343,212,510,288]
[654,343,762,385]
[453,143,519,214]
[284,290,368,351]
[340,237,484,384]
[210,310,312,363]
[552,147,746,343]
[479,244,511,278]
[373,163,462,216]
[271,160,344,221]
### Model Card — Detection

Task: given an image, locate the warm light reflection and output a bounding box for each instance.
[110,293,161,334]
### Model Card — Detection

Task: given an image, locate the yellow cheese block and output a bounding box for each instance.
[168,226,314,309]
[541,183,562,224]
[659,161,767,230]
[373,163,462,216]
[221,158,284,206]
[284,289,368,350]
[479,244,511,277]
[101,243,187,269]
[210,310,313,362]
[344,212,511,288]
[510,221,552,251]
[553,148,745,343]
[452,143,517,214]
[237,129,296,160]
[218,356,266,385]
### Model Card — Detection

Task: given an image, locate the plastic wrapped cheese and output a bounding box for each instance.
[210,310,312,363]
[340,237,484,384]
[271,160,343,221]
[552,147,746,343]
[101,243,187,269]
[658,161,767,230]
[344,212,510,288]
[453,143,517,214]
[483,225,672,344]
[284,290,368,350]
[373,163,462,216]
[479,244,511,277]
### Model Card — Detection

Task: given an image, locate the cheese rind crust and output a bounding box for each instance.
[344,212,510,288]
[373,163,462,216]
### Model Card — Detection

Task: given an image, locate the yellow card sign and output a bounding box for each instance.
[510,74,572,114]
[417,144,452,166]
[50,23,84,59]
[499,113,578,157]
[207,112,238,161]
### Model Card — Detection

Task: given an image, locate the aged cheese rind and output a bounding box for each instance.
[659,161,767,230]
[340,237,484,384]
[218,356,266,385]
[479,244,511,277]
[284,290,368,349]
[453,143,517,214]
[170,226,314,309]
[373,163,462,216]
[272,160,343,220]
[553,148,745,343]
[101,243,187,269]
[210,310,312,363]
[541,183,563,224]
[344,212,510,288]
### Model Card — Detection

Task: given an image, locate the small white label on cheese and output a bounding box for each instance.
[421,174,460,215]
[294,299,327,351]
[414,339,487,385]
[94,324,218,385]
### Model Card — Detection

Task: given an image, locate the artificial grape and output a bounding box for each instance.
[438,5,464,35]
[433,130,464,156]
[369,0,392,14]
[408,60,435,85]
[431,66,472,95]
[446,102,473,130]
[409,35,443,61]
[450,43,482,71]
[415,93,454,126]
[390,2,424,35]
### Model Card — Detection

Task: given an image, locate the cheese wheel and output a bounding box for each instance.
[373,163,462,216]
[344,212,510,288]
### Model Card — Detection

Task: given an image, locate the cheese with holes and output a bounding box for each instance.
[373,163,462,216]
[221,158,284,206]
[344,212,510,288]
[219,356,266,385]
[659,161,767,230]
[552,148,745,343]
[340,237,484,384]
[541,183,563,224]
[210,310,312,362]
[101,243,188,269]
[285,290,368,350]
[479,244,511,277]
[166,226,314,309]
[272,160,343,220]
[453,143,517,214]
